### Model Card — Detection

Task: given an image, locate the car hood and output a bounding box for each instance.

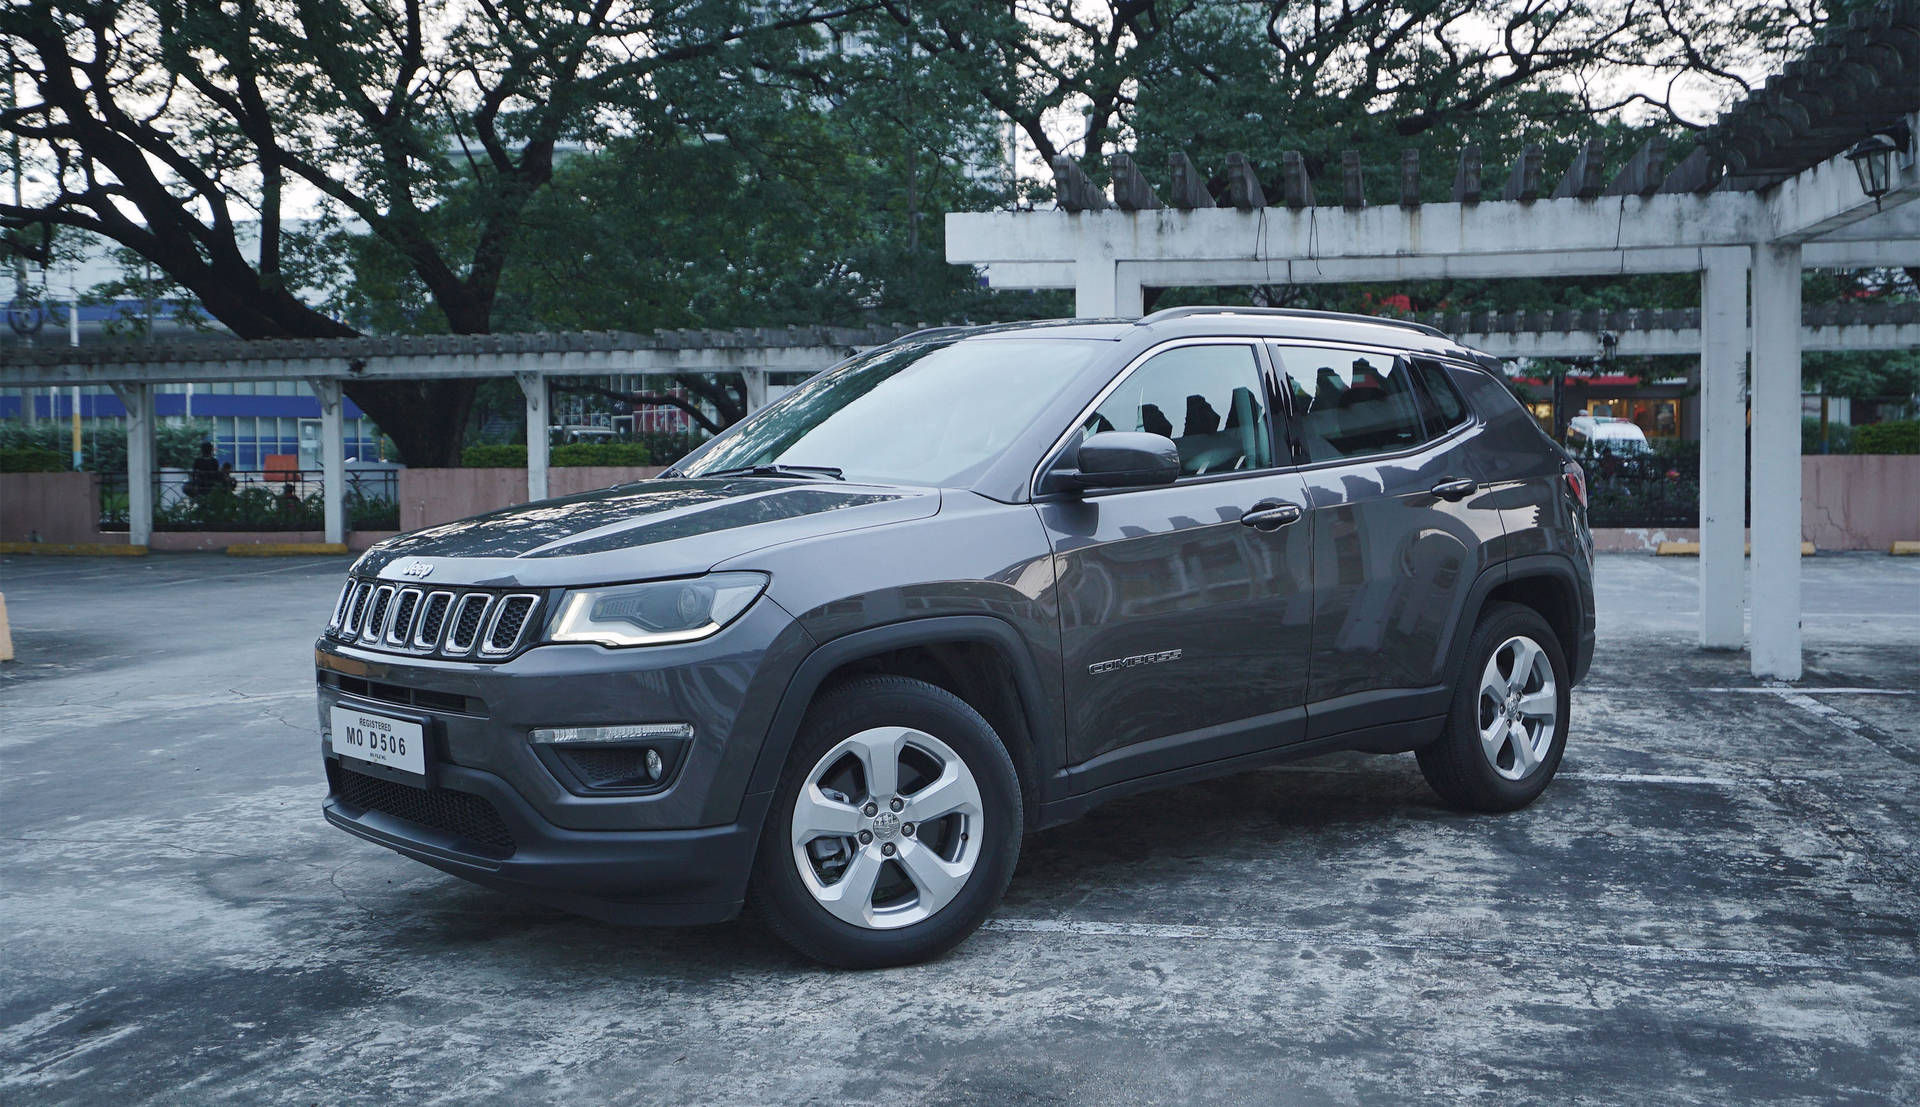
[353,477,940,588]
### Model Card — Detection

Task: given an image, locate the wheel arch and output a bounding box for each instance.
[744,616,1059,828]
[1447,555,1590,691]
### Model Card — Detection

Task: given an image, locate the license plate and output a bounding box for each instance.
[331,706,427,778]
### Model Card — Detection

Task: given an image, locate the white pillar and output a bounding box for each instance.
[516,372,549,502]
[309,379,346,545]
[742,368,770,413]
[1749,242,1803,680]
[1697,249,1748,650]
[1074,255,1143,318]
[109,382,155,547]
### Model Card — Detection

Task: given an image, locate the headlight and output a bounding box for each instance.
[547,572,767,647]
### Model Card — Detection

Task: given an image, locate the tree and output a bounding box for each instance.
[2,0,871,464]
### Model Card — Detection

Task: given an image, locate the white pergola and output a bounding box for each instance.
[947,103,1920,679]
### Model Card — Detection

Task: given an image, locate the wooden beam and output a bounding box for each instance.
[1551,138,1607,199]
[1225,152,1267,210]
[1657,147,1721,194]
[1502,144,1544,202]
[1280,151,1314,209]
[1168,152,1215,209]
[1605,135,1670,197]
[1051,155,1108,212]
[1341,150,1366,208]
[1399,149,1421,207]
[1109,152,1165,211]
[1452,144,1482,203]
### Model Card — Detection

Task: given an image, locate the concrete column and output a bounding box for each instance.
[515,372,549,502]
[309,379,346,545]
[742,368,769,413]
[1697,249,1748,650]
[108,382,155,547]
[1074,255,1143,318]
[1749,242,1803,680]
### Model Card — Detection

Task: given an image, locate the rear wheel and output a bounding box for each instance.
[749,676,1022,968]
[1417,602,1570,812]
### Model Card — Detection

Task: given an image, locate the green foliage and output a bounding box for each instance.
[1804,416,1850,454]
[0,447,67,472]
[1850,422,1920,455]
[1,419,220,474]
[460,442,654,467]
[158,487,322,531]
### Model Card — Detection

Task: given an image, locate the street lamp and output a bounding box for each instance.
[1846,133,1898,199]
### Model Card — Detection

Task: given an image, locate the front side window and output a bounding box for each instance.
[681,338,1102,487]
[1272,345,1428,463]
[1080,344,1273,477]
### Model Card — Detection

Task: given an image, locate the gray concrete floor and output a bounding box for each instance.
[2,552,1917,1105]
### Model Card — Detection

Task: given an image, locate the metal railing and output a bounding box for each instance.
[99,468,400,532]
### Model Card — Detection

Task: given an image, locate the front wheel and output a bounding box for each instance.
[748,676,1022,968]
[1417,602,1571,812]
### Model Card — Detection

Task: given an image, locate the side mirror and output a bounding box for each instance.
[1045,431,1180,493]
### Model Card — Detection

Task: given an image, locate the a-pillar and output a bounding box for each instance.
[308,379,346,545]
[1074,254,1144,318]
[1749,242,1803,680]
[107,382,155,547]
[515,372,549,501]
[1697,249,1748,650]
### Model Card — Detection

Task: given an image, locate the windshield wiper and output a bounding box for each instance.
[701,463,845,481]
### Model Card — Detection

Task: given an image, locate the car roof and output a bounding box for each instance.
[904,307,1490,364]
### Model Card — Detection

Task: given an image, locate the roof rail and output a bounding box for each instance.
[1134,306,1450,340]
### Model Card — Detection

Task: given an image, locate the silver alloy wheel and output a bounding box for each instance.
[1477,634,1559,781]
[789,726,985,930]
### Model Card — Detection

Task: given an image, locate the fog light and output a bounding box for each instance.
[645,748,664,780]
[529,723,694,745]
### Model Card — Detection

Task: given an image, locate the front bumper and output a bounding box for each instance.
[315,595,813,923]
[323,757,767,924]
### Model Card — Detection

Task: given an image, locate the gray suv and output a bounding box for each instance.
[317,308,1595,967]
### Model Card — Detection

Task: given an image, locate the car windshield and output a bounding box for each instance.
[679,337,1103,487]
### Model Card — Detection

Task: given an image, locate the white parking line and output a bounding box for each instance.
[977,917,1899,972]
[1558,771,1750,787]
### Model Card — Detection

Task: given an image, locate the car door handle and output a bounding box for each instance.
[1241,500,1303,531]
[1430,477,1478,502]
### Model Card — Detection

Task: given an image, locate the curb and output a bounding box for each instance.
[1655,541,1816,557]
[226,542,351,557]
[1893,541,1920,556]
[0,542,148,556]
[0,593,13,662]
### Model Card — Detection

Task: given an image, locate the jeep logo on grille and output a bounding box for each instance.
[400,560,433,579]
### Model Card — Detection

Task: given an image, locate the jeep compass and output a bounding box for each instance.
[317,307,1595,967]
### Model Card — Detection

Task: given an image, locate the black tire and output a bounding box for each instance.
[748,675,1023,969]
[1417,602,1571,812]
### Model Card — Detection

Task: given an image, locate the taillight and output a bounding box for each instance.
[1563,462,1587,509]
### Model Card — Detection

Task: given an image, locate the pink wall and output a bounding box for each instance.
[1801,455,1920,551]
[148,530,397,552]
[397,466,665,530]
[0,472,120,544]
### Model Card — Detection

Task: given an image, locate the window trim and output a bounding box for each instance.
[1029,337,1283,500]
[1264,339,1480,471]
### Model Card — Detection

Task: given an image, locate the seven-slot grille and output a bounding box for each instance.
[327,577,543,661]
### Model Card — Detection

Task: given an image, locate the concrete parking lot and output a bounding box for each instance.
[2,552,1916,1105]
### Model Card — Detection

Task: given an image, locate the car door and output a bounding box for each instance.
[1037,340,1315,791]
[1269,343,1502,738]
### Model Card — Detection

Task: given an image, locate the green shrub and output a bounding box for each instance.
[460,443,527,467]
[1802,417,1853,455]
[0,447,68,473]
[460,442,653,467]
[552,441,651,467]
[1850,421,1920,455]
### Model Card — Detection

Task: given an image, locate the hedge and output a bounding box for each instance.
[0,447,68,473]
[1850,421,1919,455]
[460,441,653,467]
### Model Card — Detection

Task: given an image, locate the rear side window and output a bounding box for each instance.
[1082,343,1274,477]
[1410,358,1470,434]
[1271,345,1427,463]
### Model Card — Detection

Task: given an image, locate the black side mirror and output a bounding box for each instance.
[1045,431,1181,493]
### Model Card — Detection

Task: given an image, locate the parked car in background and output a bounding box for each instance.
[316,308,1595,967]
[1567,414,1652,457]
